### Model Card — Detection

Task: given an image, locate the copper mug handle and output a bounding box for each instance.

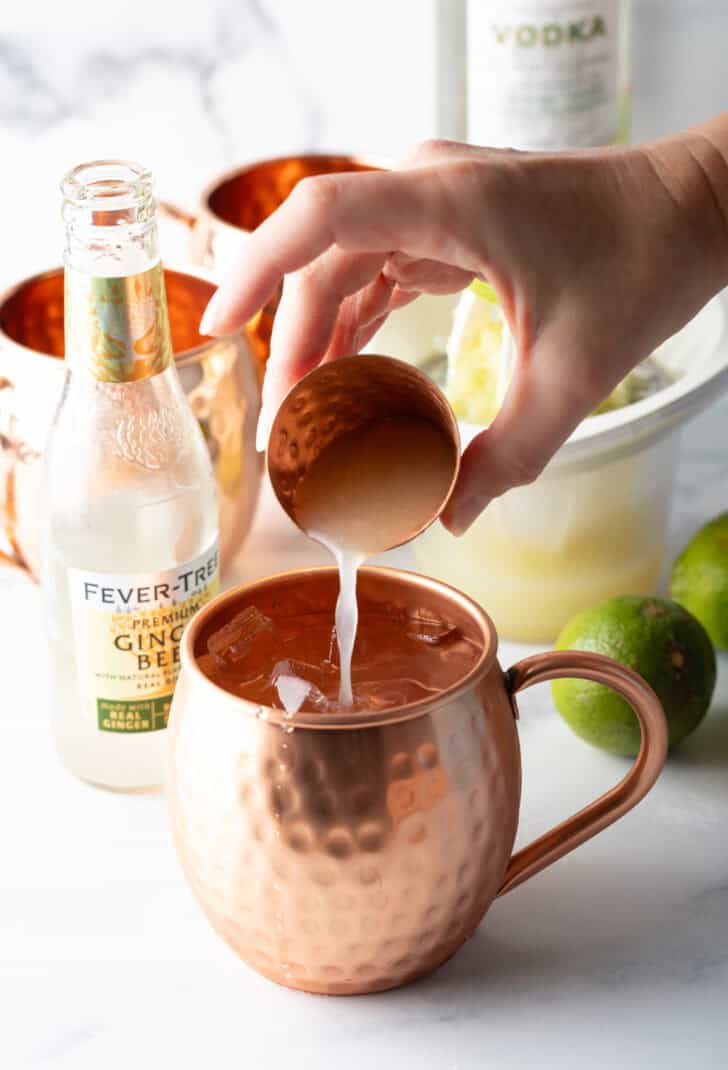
[498,650,668,896]
[0,375,31,575]
[0,547,27,573]
[158,201,198,229]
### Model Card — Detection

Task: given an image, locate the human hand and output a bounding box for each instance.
[200,125,728,533]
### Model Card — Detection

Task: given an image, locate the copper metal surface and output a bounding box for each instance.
[0,265,262,577]
[161,153,386,364]
[267,354,461,552]
[166,566,668,996]
[499,651,668,895]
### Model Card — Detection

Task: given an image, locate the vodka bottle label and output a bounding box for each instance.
[467,1,625,150]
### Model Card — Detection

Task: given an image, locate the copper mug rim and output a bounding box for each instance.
[194,151,392,236]
[182,564,498,731]
[158,152,393,367]
[267,354,462,554]
[171,561,669,988]
[0,261,235,366]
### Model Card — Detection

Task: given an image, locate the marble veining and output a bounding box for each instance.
[2,2,728,1067]
[1,395,727,1070]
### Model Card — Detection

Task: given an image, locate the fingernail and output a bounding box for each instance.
[200,289,224,337]
[444,496,488,537]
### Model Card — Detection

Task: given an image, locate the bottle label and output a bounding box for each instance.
[68,538,220,733]
[467,0,623,150]
[64,260,173,383]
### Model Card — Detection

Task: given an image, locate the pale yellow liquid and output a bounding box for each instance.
[413,439,674,643]
[295,419,454,554]
[294,417,455,704]
[44,368,218,790]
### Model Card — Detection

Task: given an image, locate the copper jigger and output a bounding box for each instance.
[0,265,262,578]
[166,565,668,996]
[267,354,461,551]
[161,153,386,365]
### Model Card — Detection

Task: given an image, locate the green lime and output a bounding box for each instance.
[670,513,728,651]
[552,596,716,757]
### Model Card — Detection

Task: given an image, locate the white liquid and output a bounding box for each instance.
[333,547,364,707]
[308,539,364,707]
[293,418,455,706]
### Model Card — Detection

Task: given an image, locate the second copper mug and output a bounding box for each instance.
[0,264,263,578]
[162,153,384,363]
[166,566,668,996]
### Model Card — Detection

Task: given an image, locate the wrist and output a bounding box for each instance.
[642,115,728,297]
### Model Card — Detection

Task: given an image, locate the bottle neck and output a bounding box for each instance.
[64,216,160,278]
[62,160,173,383]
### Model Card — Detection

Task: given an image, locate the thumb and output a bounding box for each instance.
[441,325,609,535]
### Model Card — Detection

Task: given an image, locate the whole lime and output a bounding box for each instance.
[671,513,728,651]
[552,596,716,757]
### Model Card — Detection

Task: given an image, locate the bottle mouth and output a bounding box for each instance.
[61,159,155,225]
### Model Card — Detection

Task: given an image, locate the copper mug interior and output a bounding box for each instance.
[268,354,461,550]
[166,566,668,996]
[0,266,262,577]
[163,153,384,364]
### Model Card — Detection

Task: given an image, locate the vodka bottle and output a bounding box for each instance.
[43,160,219,790]
[467,0,631,150]
[435,0,468,141]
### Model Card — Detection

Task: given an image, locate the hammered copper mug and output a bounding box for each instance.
[166,566,668,997]
[0,264,262,578]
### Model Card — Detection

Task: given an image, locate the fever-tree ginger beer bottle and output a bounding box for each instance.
[43,160,219,790]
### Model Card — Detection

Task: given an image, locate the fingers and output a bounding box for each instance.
[255,243,476,447]
[441,326,607,535]
[401,138,513,168]
[326,279,426,361]
[383,253,473,294]
[324,270,397,361]
[254,249,389,450]
[323,255,472,362]
[269,248,387,383]
[201,165,486,336]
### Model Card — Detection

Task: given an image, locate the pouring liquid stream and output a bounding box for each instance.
[302,541,364,708]
[200,415,461,714]
[294,417,456,710]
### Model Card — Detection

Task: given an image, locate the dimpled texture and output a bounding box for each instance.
[268,355,457,521]
[553,595,716,756]
[167,669,521,995]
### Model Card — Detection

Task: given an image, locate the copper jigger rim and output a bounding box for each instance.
[182,565,498,730]
[197,151,393,234]
[0,261,241,366]
[267,354,462,553]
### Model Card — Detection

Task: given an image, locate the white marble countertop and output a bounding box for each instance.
[2,392,727,1070]
[2,5,728,1063]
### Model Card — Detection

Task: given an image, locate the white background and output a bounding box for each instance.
[1,0,728,284]
[2,4,728,1068]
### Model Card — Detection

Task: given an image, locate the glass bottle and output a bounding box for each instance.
[435,0,468,141]
[466,0,632,150]
[43,160,219,790]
